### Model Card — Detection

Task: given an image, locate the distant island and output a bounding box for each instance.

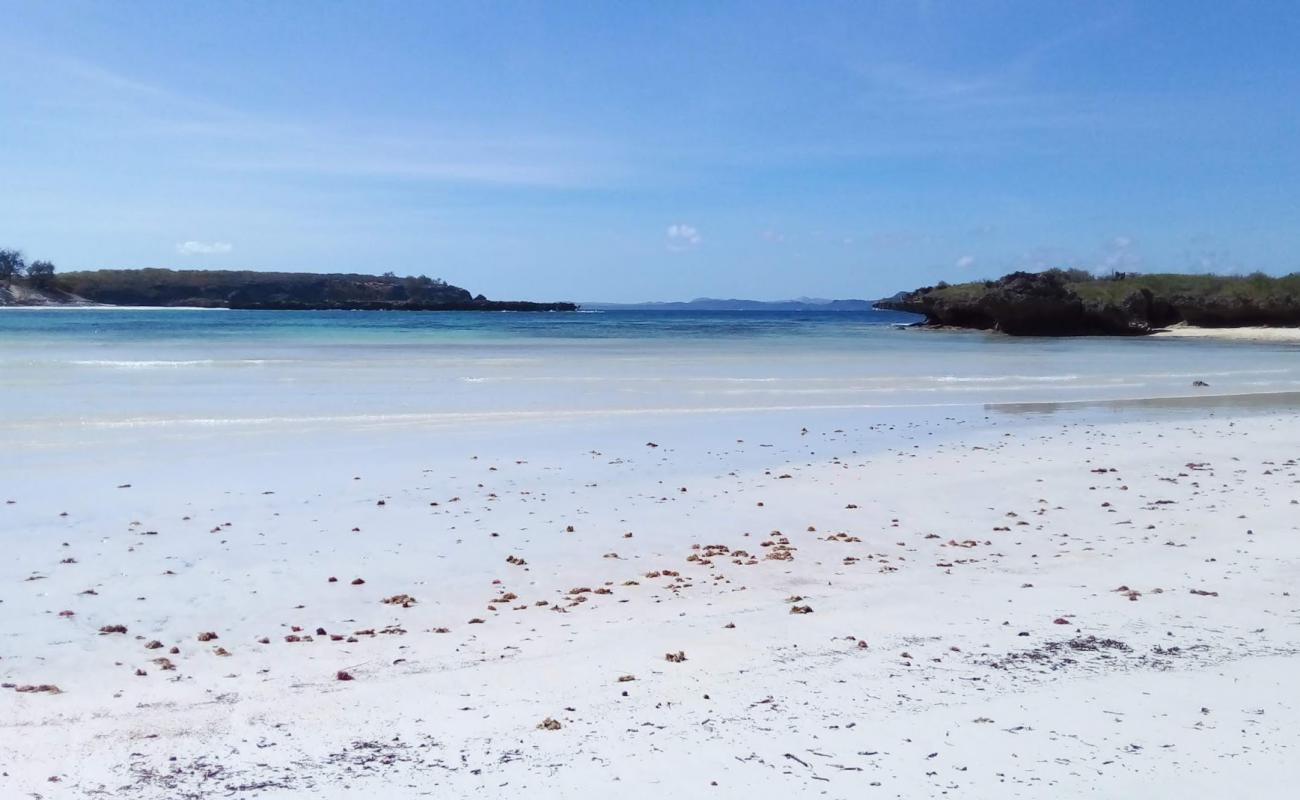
[583,297,879,311]
[876,269,1300,336]
[0,250,575,311]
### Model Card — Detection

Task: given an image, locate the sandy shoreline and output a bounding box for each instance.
[904,322,1300,342]
[3,404,1299,797]
[1153,324,1300,342]
[0,304,224,311]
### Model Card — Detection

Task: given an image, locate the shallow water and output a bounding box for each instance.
[3,308,1299,441]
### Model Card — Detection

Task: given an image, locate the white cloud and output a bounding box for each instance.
[955,254,976,269]
[666,223,701,251]
[760,229,785,243]
[177,240,233,255]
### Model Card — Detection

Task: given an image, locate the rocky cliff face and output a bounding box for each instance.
[1165,294,1300,327]
[0,282,95,306]
[877,272,1154,335]
[877,271,1300,336]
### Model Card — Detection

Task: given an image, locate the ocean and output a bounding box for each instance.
[3,308,1300,445]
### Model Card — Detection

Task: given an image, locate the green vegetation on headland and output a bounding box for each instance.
[0,248,89,306]
[54,269,576,311]
[0,250,575,311]
[876,269,1300,335]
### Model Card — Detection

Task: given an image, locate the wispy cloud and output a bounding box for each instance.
[1098,235,1141,272]
[1180,244,1241,275]
[222,144,611,189]
[666,224,701,251]
[7,44,619,190]
[177,241,233,255]
[862,62,1004,105]
[1016,245,1074,272]
[955,254,975,269]
[850,13,1126,139]
[869,230,927,248]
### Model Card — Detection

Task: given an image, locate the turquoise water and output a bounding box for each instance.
[0,307,918,344]
[3,308,1299,437]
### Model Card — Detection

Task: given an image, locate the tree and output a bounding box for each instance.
[0,248,24,281]
[26,259,56,287]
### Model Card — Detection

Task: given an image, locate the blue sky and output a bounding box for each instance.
[3,1,1299,301]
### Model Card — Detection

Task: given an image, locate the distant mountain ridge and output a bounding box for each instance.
[583,297,880,311]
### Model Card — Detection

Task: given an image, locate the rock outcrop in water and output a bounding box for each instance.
[876,270,1300,336]
[2,269,575,311]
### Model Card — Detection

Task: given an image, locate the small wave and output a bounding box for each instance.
[1133,368,1293,378]
[458,375,784,384]
[41,403,980,430]
[704,381,1150,396]
[933,375,1082,383]
[72,359,216,368]
[70,359,288,368]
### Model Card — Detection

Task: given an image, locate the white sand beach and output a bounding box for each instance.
[1153,324,1300,343]
[4,397,1299,798]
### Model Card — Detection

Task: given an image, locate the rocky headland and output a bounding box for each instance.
[0,268,576,312]
[876,269,1300,336]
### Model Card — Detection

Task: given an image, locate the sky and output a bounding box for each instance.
[2,1,1300,302]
